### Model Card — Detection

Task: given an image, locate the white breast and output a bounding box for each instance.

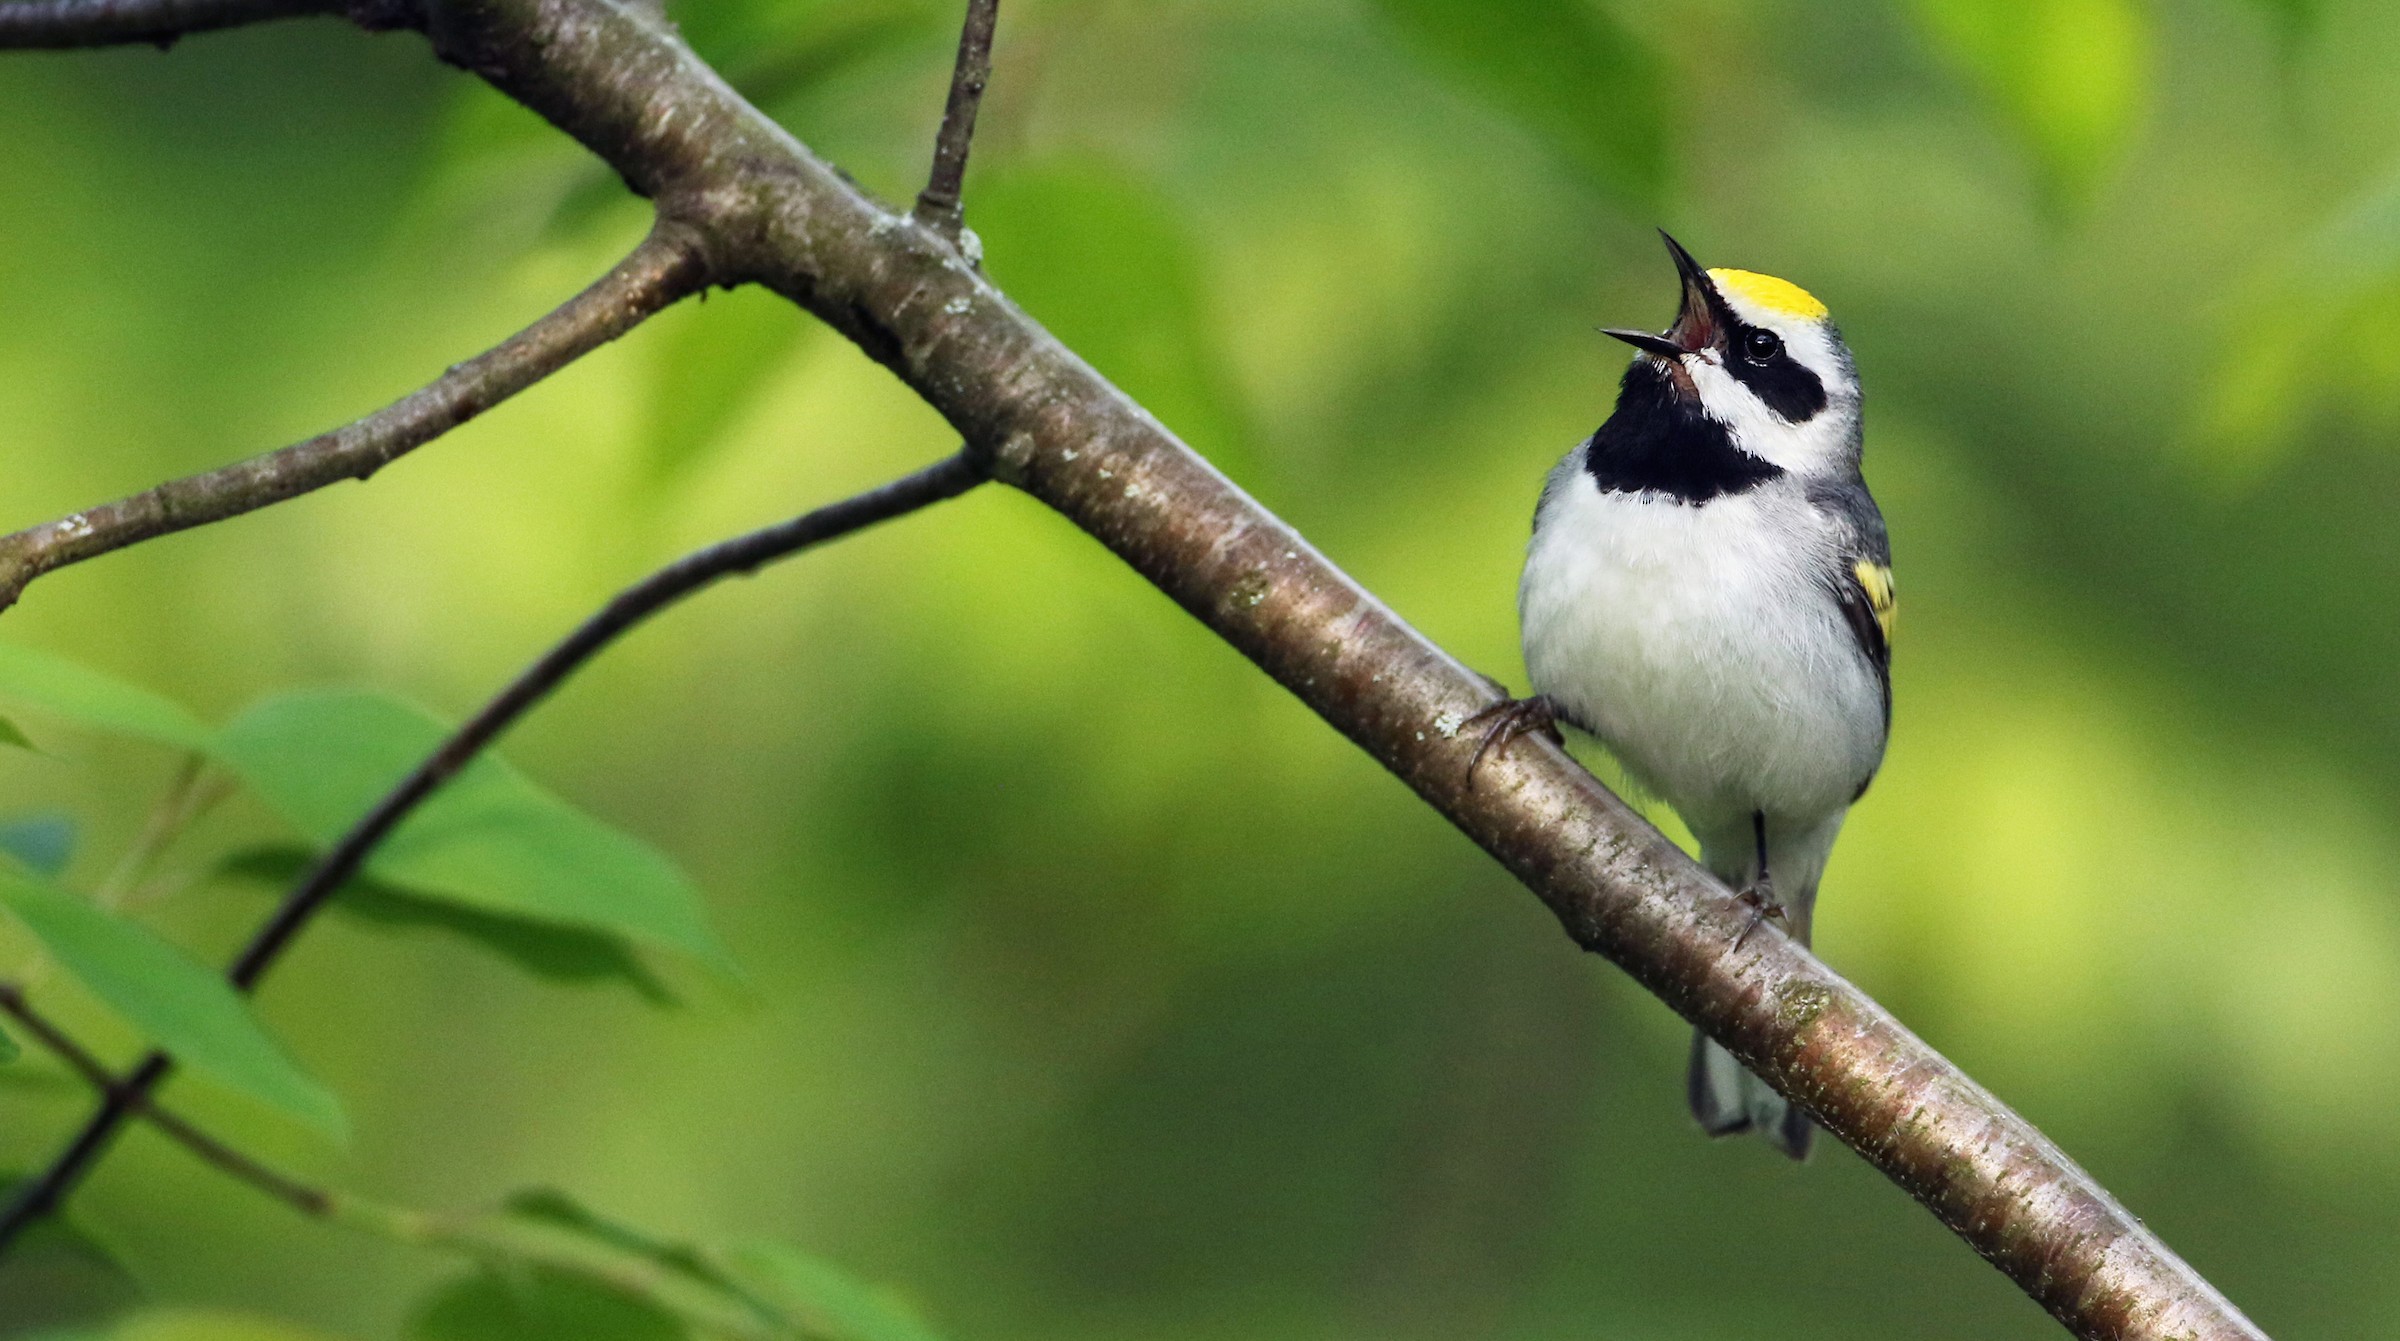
[1518,461,1884,839]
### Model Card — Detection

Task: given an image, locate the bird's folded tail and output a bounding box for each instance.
[1687,1029,1813,1160]
[1687,817,1835,1161]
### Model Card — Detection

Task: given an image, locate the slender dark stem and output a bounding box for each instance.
[911,0,998,243]
[0,985,329,1217]
[231,450,979,988]
[0,451,985,1254]
[0,978,802,1336]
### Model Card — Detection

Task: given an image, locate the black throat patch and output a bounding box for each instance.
[1583,359,1784,504]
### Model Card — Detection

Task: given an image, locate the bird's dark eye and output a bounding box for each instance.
[1742,329,1783,365]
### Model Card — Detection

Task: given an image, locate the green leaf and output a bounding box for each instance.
[478,1191,754,1338]
[1367,0,1667,205]
[408,1269,684,1341]
[213,692,734,978]
[215,847,673,1005]
[2190,163,2400,486]
[0,1020,17,1065]
[500,1190,734,1296]
[0,716,32,751]
[715,1242,945,1341]
[640,286,810,485]
[0,874,344,1139]
[1903,0,2150,208]
[0,813,78,878]
[482,1191,941,1341]
[73,1310,355,1341]
[0,643,214,753]
[0,1177,143,1337]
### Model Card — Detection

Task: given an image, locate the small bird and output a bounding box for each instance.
[1471,232,1893,1160]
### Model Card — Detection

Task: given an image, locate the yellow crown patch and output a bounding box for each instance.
[1708,268,1829,321]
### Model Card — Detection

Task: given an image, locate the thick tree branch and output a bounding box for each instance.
[372,4,2264,1337]
[0,0,332,48]
[912,0,997,244]
[0,2,2266,1336]
[0,222,706,611]
[0,452,984,1252]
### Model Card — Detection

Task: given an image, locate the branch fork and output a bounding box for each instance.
[912,0,998,246]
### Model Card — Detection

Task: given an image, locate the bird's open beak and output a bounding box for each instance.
[1602,327,1685,358]
[1603,230,1718,359]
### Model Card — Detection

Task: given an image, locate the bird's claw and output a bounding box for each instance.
[1732,878,1786,950]
[1461,694,1563,788]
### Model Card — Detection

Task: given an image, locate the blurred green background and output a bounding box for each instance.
[0,0,2395,1335]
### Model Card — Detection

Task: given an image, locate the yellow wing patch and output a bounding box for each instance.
[1853,560,1896,644]
[1709,268,1829,322]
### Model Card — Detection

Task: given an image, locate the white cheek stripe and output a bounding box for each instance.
[1678,283,1858,475]
[1685,356,1855,475]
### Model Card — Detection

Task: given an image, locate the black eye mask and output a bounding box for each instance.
[1705,296,1828,425]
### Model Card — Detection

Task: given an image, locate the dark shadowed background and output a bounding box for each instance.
[0,0,2394,1336]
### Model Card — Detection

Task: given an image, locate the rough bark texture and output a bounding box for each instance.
[416,5,2259,1336]
[0,0,2267,1337]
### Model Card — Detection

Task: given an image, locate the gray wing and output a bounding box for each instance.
[1810,474,1890,569]
[1809,476,1895,742]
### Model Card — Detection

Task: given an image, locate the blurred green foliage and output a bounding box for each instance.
[1903,0,2149,208]
[1367,0,1666,204]
[1,0,2398,1337]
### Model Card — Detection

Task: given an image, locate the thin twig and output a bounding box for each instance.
[229,450,979,988]
[0,984,330,1217]
[0,223,707,612]
[0,0,332,48]
[93,753,209,909]
[912,0,998,244]
[0,451,985,1254]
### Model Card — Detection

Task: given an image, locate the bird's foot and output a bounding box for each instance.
[1732,876,1787,951]
[1460,693,1563,788]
